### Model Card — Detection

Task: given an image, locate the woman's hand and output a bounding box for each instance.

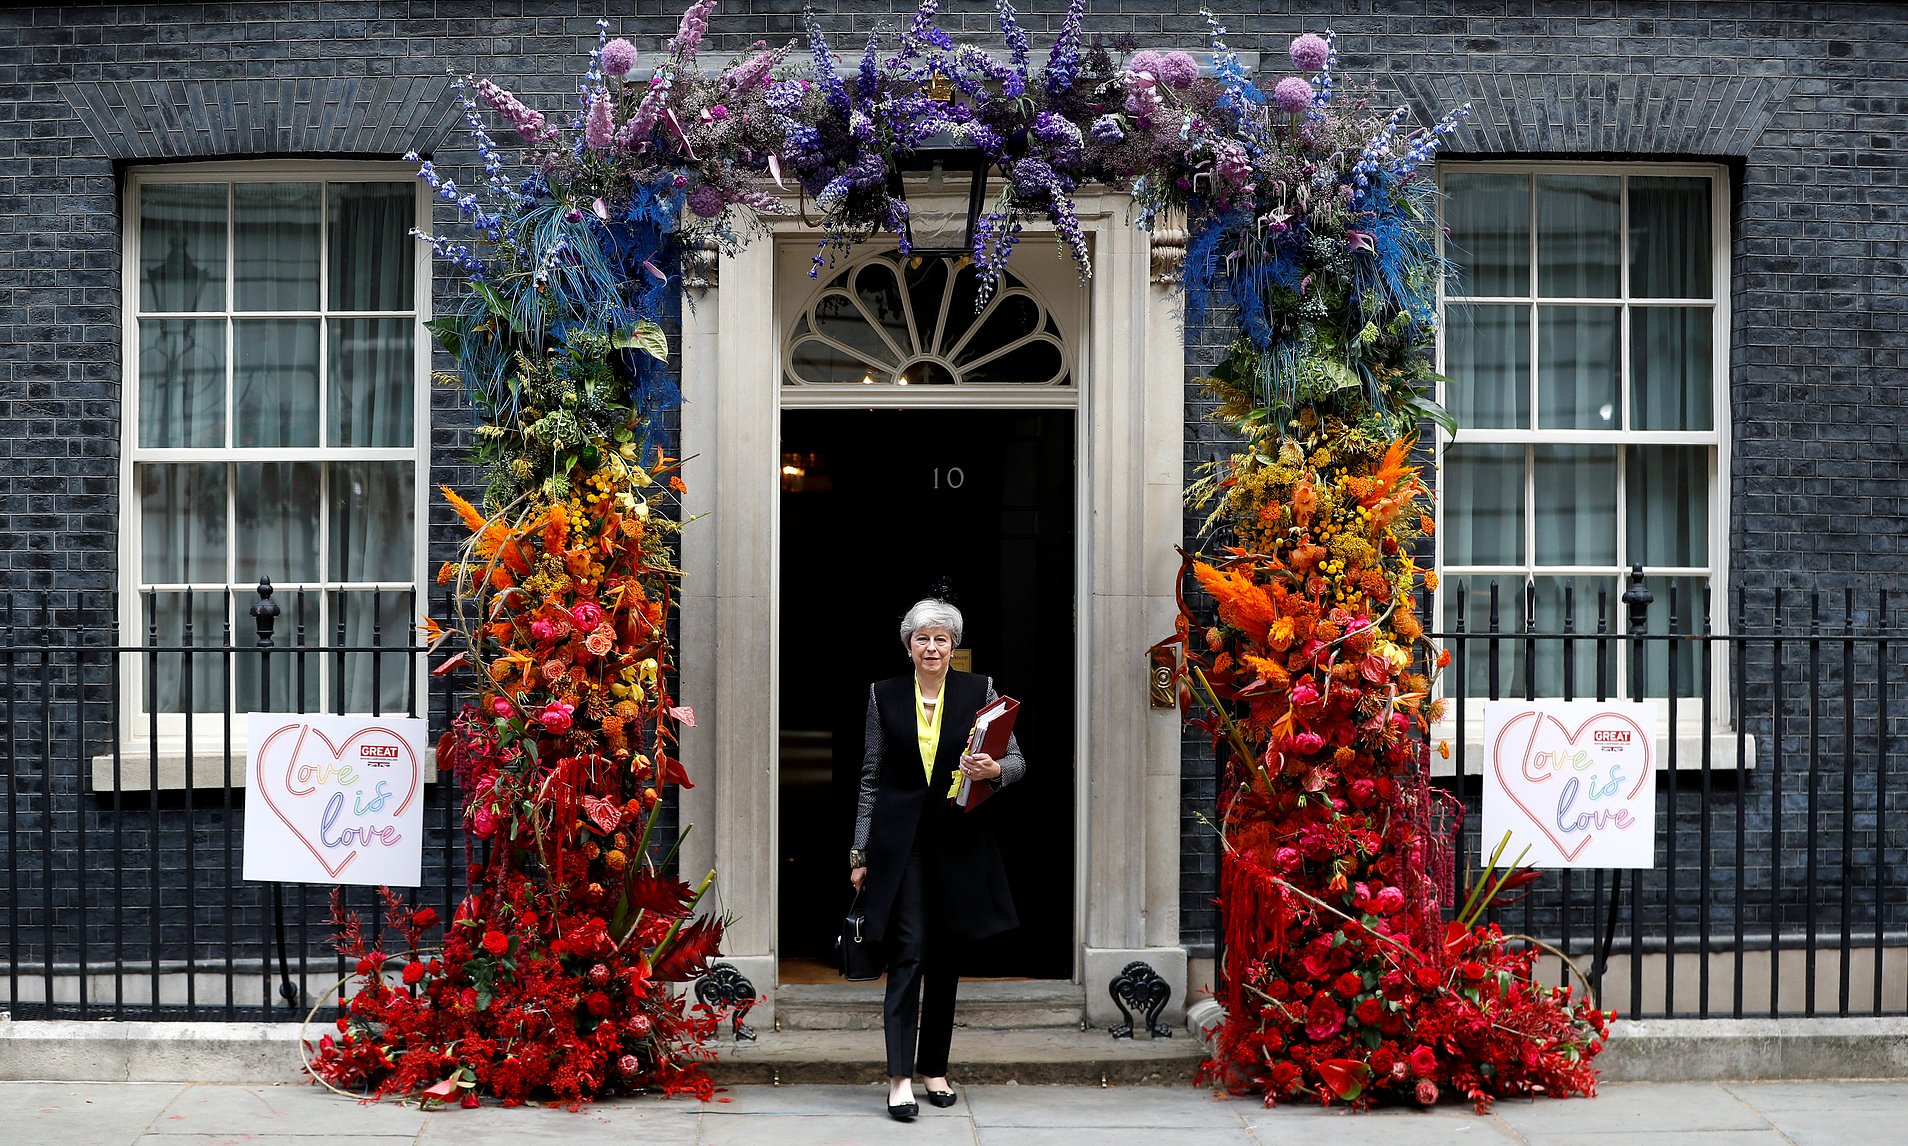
[960,752,1002,782]
[850,865,867,891]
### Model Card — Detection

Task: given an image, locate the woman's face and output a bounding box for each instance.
[908,625,955,679]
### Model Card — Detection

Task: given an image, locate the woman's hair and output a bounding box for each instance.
[899,598,964,647]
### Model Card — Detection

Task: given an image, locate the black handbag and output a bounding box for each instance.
[836,890,883,981]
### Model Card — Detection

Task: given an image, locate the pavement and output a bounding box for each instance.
[7,1078,1903,1145]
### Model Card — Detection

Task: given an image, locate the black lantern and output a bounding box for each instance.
[888,130,994,259]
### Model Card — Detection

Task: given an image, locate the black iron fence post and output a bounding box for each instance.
[249,578,299,1015]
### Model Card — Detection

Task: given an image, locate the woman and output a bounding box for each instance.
[849,598,1024,1120]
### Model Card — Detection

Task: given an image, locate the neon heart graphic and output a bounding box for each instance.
[1482,702,1655,868]
[244,715,427,887]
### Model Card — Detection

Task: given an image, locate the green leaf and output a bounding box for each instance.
[615,319,670,362]
[423,316,464,356]
[471,279,511,320]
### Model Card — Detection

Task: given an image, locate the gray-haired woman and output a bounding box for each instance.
[849,598,1025,1120]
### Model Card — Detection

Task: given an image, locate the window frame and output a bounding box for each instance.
[1432,159,1732,720]
[118,159,433,749]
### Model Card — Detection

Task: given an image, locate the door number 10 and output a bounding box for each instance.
[932,466,966,490]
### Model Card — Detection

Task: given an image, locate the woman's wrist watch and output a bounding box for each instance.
[849,848,867,869]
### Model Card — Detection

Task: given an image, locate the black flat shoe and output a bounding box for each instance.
[887,1100,918,1121]
[925,1088,957,1108]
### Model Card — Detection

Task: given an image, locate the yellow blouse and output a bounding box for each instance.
[912,676,944,784]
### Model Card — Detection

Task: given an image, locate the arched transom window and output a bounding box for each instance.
[784,252,1070,388]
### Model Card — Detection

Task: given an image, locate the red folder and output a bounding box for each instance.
[953,695,1018,812]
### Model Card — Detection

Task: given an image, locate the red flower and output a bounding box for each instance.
[411,907,439,929]
[1415,1078,1439,1106]
[482,930,510,957]
[1333,971,1363,998]
[402,961,425,985]
[1408,1044,1438,1077]
[1353,997,1384,1026]
[1269,1061,1301,1089]
[1304,995,1345,1040]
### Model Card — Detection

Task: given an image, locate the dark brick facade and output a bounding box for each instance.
[2,2,1906,976]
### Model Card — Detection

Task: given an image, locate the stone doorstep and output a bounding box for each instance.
[4,1017,1908,1086]
[774,980,1087,1031]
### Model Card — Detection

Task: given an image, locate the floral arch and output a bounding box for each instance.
[309,0,1608,1115]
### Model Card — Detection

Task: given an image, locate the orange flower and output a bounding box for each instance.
[1194,562,1278,646]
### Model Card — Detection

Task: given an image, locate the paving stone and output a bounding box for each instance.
[965,1081,1250,1128]
[11,1082,186,1146]
[1490,1083,1770,1134]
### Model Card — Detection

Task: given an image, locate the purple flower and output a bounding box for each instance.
[668,0,715,61]
[474,77,559,145]
[687,183,728,219]
[723,48,777,94]
[1157,51,1199,89]
[1127,49,1163,78]
[1089,114,1125,143]
[601,37,638,77]
[1290,33,1330,72]
[1273,76,1315,114]
[584,91,616,149]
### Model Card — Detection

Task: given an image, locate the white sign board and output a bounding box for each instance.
[1480,700,1656,869]
[243,713,427,887]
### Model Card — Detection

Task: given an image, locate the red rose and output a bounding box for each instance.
[584,991,611,1017]
[401,961,425,985]
[1373,886,1406,915]
[1407,1044,1438,1077]
[1334,971,1363,998]
[1269,1061,1302,1089]
[411,907,439,929]
[1411,965,1441,990]
[482,930,510,957]
[1304,995,1345,1040]
[1353,997,1384,1026]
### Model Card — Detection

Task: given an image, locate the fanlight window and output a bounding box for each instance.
[784,253,1069,387]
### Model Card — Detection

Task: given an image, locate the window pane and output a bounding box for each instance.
[234,318,320,447]
[1532,575,1617,700]
[143,590,229,713]
[327,183,415,311]
[235,586,322,714]
[138,318,225,448]
[1630,307,1713,430]
[1444,304,1528,429]
[1444,172,1528,297]
[140,463,227,584]
[331,589,416,715]
[1440,575,1527,700]
[1640,576,1707,700]
[788,337,879,384]
[813,292,899,366]
[329,318,415,446]
[330,462,414,582]
[1537,174,1619,298]
[1538,305,1619,429]
[902,255,950,350]
[963,338,1064,385]
[1533,446,1617,566]
[236,462,321,584]
[1627,446,1709,567]
[138,184,225,312]
[234,182,320,311]
[853,259,912,357]
[1630,176,1712,299]
[1443,443,1523,566]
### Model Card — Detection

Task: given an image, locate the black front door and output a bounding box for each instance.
[778,407,1076,979]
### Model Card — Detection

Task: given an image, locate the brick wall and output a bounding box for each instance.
[1,2,1906,965]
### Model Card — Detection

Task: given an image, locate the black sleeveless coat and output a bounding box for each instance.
[858,671,1020,944]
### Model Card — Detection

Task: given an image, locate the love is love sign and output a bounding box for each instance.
[243,713,427,887]
[1481,700,1657,869]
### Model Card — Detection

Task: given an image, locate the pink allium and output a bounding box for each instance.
[1272,76,1315,114]
[1126,49,1163,78]
[686,183,727,219]
[585,91,617,150]
[1157,51,1199,89]
[1290,33,1331,72]
[601,37,639,77]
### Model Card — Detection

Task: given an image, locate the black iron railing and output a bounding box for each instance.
[1437,567,1905,1018]
[0,578,466,1022]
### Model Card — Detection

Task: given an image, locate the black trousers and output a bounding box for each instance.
[883,850,960,1077]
